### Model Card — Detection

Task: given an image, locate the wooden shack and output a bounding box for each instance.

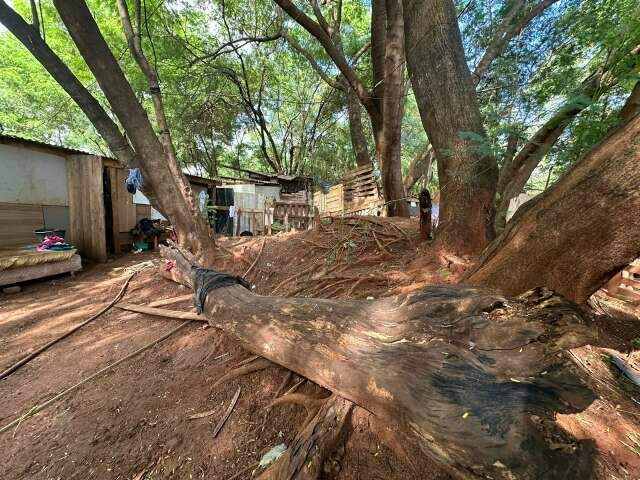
[0,134,216,262]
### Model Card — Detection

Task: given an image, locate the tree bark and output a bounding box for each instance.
[620,80,640,123]
[403,0,498,255]
[51,0,216,265]
[466,113,640,303]
[404,144,435,192]
[163,246,597,480]
[346,88,371,167]
[378,0,409,217]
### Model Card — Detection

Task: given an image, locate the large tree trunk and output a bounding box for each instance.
[403,0,498,256]
[466,114,640,303]
[346,88,371,167]
[163,246,596,480]
[51,0,216,265]
[377,0,409,217]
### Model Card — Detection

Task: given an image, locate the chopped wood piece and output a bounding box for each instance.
[116,303,204,321]
[147,294,193,308]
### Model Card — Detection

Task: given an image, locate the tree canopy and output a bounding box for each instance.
[2,0,636,193]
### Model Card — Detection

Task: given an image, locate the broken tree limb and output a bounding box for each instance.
[243,237,266,278]
[0,272,135,381]
[115,303,204,321]
[161,245,597,479]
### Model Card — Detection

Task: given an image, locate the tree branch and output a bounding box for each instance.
[281,31,344,90]
[272,0,379,122]
[472,0,559,86]
[0,0,137,167]
[116,0,179,166]
[188,32,283,66]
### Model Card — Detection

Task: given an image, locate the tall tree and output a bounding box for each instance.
[402,0,560,196]
[0,0,217,265]
[273,0,410,216]
[403,0,498,256]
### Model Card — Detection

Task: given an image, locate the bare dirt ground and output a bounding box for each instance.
[1,217,639,479]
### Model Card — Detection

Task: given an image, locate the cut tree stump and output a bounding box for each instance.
[161,245,597,480]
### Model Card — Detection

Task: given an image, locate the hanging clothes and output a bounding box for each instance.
[228,205,236,219]
[125,168,143,194]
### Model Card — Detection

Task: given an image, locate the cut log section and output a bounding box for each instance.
[161,245,597,480]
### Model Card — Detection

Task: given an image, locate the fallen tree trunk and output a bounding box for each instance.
[161,246,597,479]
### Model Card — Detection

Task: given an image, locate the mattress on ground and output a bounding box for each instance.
[0,248,78,271]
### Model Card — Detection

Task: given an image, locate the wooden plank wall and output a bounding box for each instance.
[115,168,137,233]
[66,155,107,262]
[313,184,343,214]
[342,164,378,203]
[0,203,44,247]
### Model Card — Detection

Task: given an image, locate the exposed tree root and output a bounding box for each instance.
[243,237,266,279]
[258,395,354,480]
[213,358,273,387]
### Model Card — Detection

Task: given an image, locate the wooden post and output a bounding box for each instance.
[419,189,432,241]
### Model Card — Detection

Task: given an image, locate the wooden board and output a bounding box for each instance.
[0,203,44,248]
[0,254,81,286]
[66,155,107,262]
[115,168,137,233]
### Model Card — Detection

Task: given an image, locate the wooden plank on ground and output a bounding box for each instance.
[115,303,205,321]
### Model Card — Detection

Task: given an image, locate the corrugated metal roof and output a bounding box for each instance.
[0,133,111,158]
[0,133,222,186]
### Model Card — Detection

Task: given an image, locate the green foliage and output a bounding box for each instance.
[0,0,638,194]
